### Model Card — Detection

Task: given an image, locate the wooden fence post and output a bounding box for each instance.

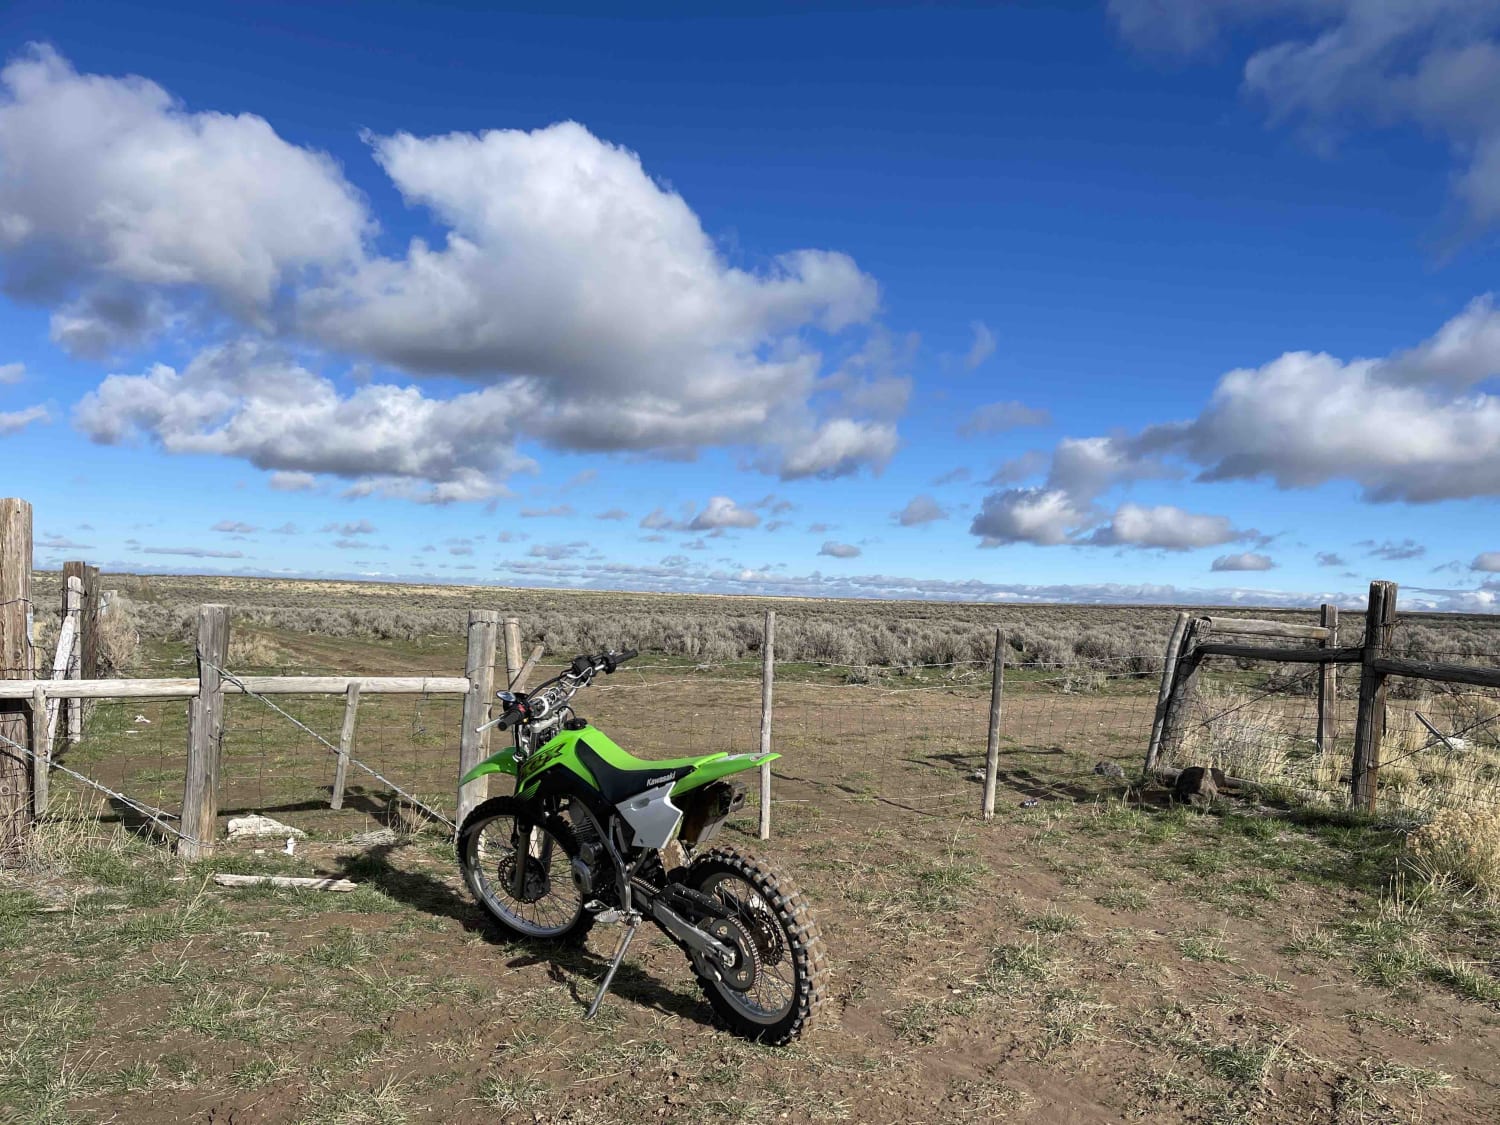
[180,604,229,859]
[982,629,1005,819]
[1156,616,1207,768]
[1144,611,1191,774]
[1351,581,1397,813]
[81,565,98,679]
[329,682,361,810]
[758,609,775,841]
[458,609,501,830]
[1317,603,1338,757]
[29,685,49,817]
[0,498,33,851]
[503,617,523,690]
[63,576,81,745]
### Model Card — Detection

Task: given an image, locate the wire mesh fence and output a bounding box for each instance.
[1159,656,1345,805]
[1377,678,1500,818]
[24,614,1500,852]
[1154,647,1500,820]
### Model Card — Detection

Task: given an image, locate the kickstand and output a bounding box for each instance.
[585,916,641,1020]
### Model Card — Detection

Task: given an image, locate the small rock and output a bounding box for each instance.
[347,828,399,847]
[1172,766,1219,806]
[1019,798,1041,809]
[1093,760,1127,780]
[226,814,306,841]
[968,769,986,781]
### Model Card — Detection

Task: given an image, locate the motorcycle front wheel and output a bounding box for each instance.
[457,796,593,944]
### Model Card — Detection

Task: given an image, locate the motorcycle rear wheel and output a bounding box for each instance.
[684,846,829,1045]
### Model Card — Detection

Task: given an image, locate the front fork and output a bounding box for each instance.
[508,823,555,899]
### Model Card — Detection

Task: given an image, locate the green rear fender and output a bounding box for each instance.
[672,751,779,796]
[459,745,519,786]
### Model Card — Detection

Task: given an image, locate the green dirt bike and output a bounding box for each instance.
[456,649,828,1044]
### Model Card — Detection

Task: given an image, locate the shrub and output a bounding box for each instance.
[1408,807,1500,897]
[96,593,141,676]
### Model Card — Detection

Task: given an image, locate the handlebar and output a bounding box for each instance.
[475,649,639,734]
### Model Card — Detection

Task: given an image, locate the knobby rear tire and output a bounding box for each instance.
[685,846,830,1046]
[456,796,594,945]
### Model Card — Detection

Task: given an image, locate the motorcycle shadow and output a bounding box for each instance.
[505,942,717,1029]
[331,841,717,1030]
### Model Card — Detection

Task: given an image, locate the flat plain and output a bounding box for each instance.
[3,574,1499,1123]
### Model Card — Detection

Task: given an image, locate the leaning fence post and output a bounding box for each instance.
[180,604,229,860]
[503,617,524,690]
[458,609,501,830]
[758,609,775,841]
[1144,611,1191,775]
[329,682,361,810]
[982,629,1005,819]
[1351,581,1397,813]
[1156,616,1207,768]
[1317,603,1338,757]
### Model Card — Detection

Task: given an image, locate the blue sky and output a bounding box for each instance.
[2,1,1500,610]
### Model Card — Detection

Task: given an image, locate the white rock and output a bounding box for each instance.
[226,814,306,841]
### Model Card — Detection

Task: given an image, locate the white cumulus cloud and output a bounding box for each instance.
[0,45,367,348]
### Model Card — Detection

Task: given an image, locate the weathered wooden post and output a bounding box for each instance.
[1156,616,1208,768]
[503,617,524,690]
[62,576,81,744]
[180,604,229,859]
[982,629,1005,819]
[62,561,99,740]
[1351,581,1397,813]
[0,498,33,851]
[1316,603,1338,757]
[329,682,361,810]
[458,609,501,830]
[1144,611,1191,774]
[758,609,775,841]
[29,684,49,818]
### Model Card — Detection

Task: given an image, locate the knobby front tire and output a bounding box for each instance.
[456,796,594,945]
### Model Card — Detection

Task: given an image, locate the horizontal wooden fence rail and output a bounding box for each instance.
[1193,643,1362,665]
[0,675,471,701]
[1200,616,1333,642]
[1369,656,1500,691]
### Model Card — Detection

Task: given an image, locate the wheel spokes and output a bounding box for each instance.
[468,815,582,936]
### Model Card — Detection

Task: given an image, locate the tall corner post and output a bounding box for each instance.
[982,629,1005,819]
[458,609,501,831]
[180,604,229,860]
[0,498,34,851]
[1351,581,1397,813]
[758,609,775,841]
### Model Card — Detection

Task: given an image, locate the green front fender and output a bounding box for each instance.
[459,745,519,786]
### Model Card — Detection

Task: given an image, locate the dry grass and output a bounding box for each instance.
[1409,807,1500,897]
